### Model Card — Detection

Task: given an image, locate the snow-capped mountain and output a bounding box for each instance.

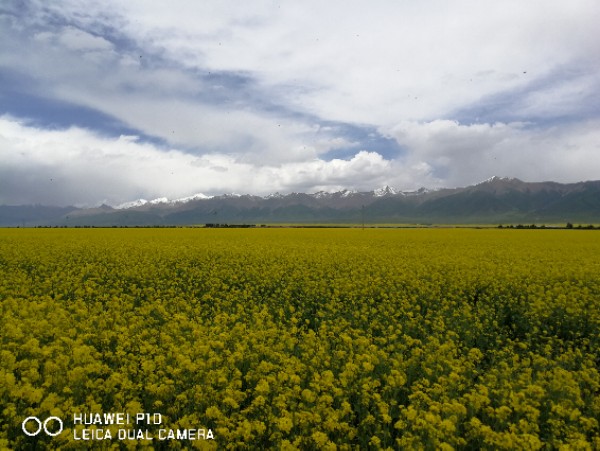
[172,193,213,203]
[5,177,600,226]
[115,193,213,209]
[264,192,285,199]
[115,185,424,209]
[373,185,399,197]
[477,175,508,185]
[115,198,150,209]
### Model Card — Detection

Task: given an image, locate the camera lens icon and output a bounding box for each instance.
[22,416,63,437]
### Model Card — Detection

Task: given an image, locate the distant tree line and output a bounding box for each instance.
[498,223,597,230]
[204,223,256,228]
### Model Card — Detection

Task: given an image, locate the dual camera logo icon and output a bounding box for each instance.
[22,416,63,437]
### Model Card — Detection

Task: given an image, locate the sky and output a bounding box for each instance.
[1,0,600,207]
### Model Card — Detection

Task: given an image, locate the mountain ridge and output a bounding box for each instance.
[2,177,600,226]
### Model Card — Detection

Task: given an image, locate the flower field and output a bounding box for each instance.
[1,228,599,449]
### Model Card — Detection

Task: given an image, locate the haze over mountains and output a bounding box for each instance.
[2,177,600,227]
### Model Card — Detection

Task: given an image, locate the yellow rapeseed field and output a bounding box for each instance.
[1,228,599,449]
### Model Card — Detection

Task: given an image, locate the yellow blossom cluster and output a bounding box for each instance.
[0,228,599,449]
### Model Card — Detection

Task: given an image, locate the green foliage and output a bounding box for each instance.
[0,228,599,449]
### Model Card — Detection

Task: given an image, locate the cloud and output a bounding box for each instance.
[1,1,599,206]
[1,6,365,166]
[7,1,599,127]
[453,64,600,125]
[55,26,114,52]
[277,151,392,193]
[0,117,394,205]
[384,119,600,188]
[102,0,599,125]
[2,115,599,207]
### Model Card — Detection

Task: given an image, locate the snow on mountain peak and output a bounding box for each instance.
[311,191,330,199]
[115,193,212,209]
[374,185,398,196]
[149,197,169,205]
[477,176,511,185]
[264,192,284,199]
[173,193,212,203]
[115,198,148,209]
[308,189,359,199]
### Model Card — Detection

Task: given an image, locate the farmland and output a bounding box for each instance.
[1,228,599,449]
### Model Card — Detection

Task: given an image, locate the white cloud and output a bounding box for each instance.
[14,1,600,126]
[1,1,600,206]
[0,117,392,205]
[384,119,600,188]
[2,115,599,207]
[96,0,600,125]
[277,151,391,192]
[1,14,355,165]
[57,26,114,52]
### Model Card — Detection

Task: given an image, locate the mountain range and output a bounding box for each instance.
[2,177,600,226]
